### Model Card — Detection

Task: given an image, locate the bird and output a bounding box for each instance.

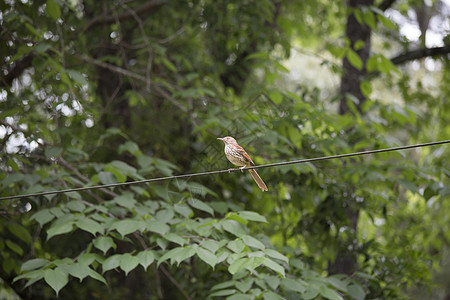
[217,136,268,191]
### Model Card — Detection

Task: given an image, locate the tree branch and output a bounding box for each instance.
[391,45,450,65]
[0,54,34,88]
[378,0,397,11]
[160,265,192,300]
[84,0,165,31]
[77,54,188,112]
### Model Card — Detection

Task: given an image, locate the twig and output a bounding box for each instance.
[160,265,192,300]
[83,0,165,31]
[58,157,118,198]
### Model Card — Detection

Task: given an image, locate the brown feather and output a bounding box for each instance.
[249,169,268,191]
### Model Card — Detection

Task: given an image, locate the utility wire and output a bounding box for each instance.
[1,140,448,201]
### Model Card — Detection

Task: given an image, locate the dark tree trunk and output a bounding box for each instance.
[339,0,374,115]
[331,0,374,276]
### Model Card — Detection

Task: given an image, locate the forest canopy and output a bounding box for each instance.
[1,0,449,299]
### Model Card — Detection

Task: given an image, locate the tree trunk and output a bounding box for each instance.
[330,0,373,276]
[339,0,373,115]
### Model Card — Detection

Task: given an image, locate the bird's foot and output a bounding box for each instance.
[239,166,246,173]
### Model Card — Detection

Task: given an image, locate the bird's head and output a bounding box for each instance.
[217,136,237,145]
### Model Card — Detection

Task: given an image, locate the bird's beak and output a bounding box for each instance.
[217,137,223,141]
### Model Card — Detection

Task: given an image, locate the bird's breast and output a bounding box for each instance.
[224,145,246,166]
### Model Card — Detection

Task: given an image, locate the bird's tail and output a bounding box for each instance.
[248,169,268,191]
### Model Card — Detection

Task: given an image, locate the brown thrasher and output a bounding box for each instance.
[217,136,268,191]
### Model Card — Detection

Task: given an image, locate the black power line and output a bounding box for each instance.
[0,140,448,201]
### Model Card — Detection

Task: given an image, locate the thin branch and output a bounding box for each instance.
[121,3,153,89]
[84,0,165,31]
[77,54,148,83]
[57,157,118,199]
[391,45,450,65]
[77,55,188,112]
[151,85,188,112]
[160,265,192,300]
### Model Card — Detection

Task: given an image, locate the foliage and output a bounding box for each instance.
[1,0,449,299]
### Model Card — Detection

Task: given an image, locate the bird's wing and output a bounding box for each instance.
[235,144,255,165]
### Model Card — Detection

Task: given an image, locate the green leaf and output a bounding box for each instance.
[226,213,248,225]
[118,141,141,156]
[102,255,121,273]
[211,280,237,291]
[31,209,55,226]
[347,283,365,300]
[227,293,252,300]
[47,221,74,240]
[263,258,285,277]
[8,223,32,244]
[282,278,306,293]
[161,58,177,72]
[174,204,193,218]
[377,14,397,30]
[228,239,246,253]
[77,253,98,266]
[362,10,376,30]
[66,200,86,212]
[46,0,61,21]
[242,235,265,250]
[263,291,284,300]
[353,40,365,51]
[303,287,320,300]
[235,278,253,293]
[113,193,137,209]
[209,289,236,297]
[93,236,116,254]
[156,209,174,223]
[164,233,186,246]
[147,220,170,235]
[35,43,51,54]
[360,81,372,97]
[119,253,140,275]
[189,199,214,216]
[319,285,343,300]
[14,269,44,283]
[87,268,107,285]
[196,247,218,269]
[112,219,143,237]
[264,249,289,264]
[366,56,377,72]
[347,50,363,70]
[353,8,364,24]
[25,23,41,37]
[238,211,268,223]
[137,250,155,271]
[201,240,219,253]
[66,263,90,281]
[228,258,248,275]
[76,217,104,236]
[222,220,246,237]
[265,275,281,290]
[97,171,116,184]
[21,259,49,272]
[173,247,196,265]
[269,90,283,104]
[158,247,184,266]
[67,70,88,86]
[328,275,348,292]
[44,268,68,296]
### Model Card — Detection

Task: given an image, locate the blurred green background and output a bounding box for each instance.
[1,0,449,299]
